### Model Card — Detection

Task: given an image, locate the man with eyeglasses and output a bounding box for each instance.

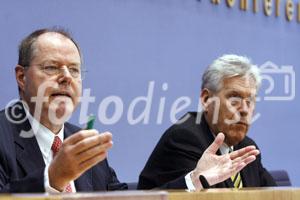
[138,55,276,190]
[0,28,127,193]
[0,29,263,193]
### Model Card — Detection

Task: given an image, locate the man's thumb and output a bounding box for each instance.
[206,132,225,154]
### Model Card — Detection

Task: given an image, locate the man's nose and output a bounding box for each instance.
[58,66,72,83]
[61,66,72,77]
[239,100,250,117]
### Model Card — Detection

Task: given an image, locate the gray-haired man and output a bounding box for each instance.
[138,54,276,190]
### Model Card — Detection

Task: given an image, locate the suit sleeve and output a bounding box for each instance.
[240,138,277,187]
[256,153,277,187]
[138,128,204,189]
[107,166,128,190]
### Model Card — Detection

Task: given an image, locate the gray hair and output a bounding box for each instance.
[201,54,261,92]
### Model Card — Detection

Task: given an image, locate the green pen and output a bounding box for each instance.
[86,115,95,130]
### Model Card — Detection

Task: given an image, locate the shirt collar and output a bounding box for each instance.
[219,142,232,155]
[209,129,233,155]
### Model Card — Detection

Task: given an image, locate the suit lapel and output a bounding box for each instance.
[64,124,93,191]
[240,167,249,187]
[10,102,93,191]
[11,103,45,174]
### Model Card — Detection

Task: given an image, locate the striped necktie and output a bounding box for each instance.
[231,172,243,188]
[51,136,73,193]
[230,148,243,188]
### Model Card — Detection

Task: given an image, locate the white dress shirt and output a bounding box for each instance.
[23,105,76,193]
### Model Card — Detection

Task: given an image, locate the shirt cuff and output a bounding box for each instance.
[185,171,196,191]
[44,164,60,193]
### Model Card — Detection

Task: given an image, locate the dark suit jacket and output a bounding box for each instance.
[138,112,276,189]
[0,103,127,193]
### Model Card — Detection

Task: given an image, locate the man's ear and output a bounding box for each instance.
[15,65,26,92]
[201,88,211,112]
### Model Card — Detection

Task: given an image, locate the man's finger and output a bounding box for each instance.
[64,129,98,145]
[242,155,256,166]
[73,132,112,154]
[77,141,113,163]
[232,155,256,173]
[205,132,225,154]
[79,152,108,172]
[229,145,256,160]
[239,149,260,162]
[231,149,259,166]
[234,162,246,173]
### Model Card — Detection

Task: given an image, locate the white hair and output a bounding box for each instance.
[201,54,261,92]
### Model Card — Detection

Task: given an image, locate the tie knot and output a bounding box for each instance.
[51,136,62,157]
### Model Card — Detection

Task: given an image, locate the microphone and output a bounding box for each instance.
[199,175,210,189]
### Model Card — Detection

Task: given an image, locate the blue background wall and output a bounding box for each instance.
[1,0,299,186]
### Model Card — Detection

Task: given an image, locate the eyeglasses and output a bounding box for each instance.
[24,64,87,79]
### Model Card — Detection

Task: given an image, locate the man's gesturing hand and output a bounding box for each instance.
[190,133,259,190]
[48,130,113,191]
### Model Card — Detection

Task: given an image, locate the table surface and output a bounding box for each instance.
[0,187,299,200]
